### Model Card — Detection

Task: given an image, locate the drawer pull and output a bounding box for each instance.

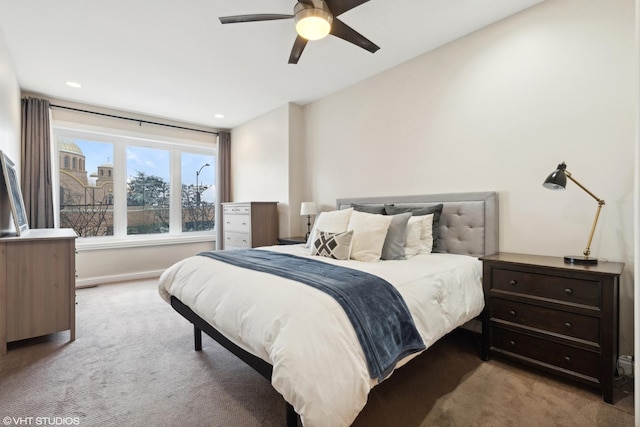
[564,288,573,295]
[509,310,517,316]
[509,340,516,347]
[564,322,573,329]
[509,280,517,286]
[564,356,572,363]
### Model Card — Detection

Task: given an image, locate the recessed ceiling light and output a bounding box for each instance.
[65,81,82,88]
[214,114,224,119]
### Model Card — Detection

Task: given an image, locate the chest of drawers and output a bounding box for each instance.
[481,252,624,403]
[1,228,77,355]
[222,202,278,249]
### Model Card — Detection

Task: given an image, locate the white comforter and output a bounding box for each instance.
[158,245,484,427]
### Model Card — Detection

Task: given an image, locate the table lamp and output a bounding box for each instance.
[543,162,604,265]
[300,202,317,239]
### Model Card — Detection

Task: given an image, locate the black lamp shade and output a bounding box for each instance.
[543,162,567,190]
[542,161,601,265]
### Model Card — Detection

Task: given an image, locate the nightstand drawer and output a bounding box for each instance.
[224,232,250,248]
[491,298,600,344]
[491,326,600,380]
[224,214,251,233]
[491,268,602,309]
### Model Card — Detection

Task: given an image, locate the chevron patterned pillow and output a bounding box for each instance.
[311,230,353,260]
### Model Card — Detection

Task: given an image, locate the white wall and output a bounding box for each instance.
[231,103,308,237]
[75,240,214,287]
[288,104,309,237]
[634,0,639,420]
[0,26,22,232]
[302,0,636,354]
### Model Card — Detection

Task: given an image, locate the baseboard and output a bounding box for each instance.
[76,269,165,288]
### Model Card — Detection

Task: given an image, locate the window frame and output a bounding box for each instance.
[53,121,217,251]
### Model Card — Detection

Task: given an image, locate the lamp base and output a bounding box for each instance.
[564,255,598,265]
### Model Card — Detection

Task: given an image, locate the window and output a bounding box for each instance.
[54,125,217,244]
[126,146,170,235]
[181,152,216,232]
[59,138,114,237]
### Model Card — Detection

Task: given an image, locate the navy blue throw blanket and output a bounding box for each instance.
[198,249,425,381]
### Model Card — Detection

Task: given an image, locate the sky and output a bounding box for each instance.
[72,138,216,188]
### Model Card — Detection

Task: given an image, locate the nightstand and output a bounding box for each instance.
[277,236,307,245]
[481,252,624,403]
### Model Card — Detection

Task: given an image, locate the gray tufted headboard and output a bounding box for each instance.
[336,192,499,257]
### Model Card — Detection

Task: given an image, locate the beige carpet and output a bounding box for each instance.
[0,279,634,427]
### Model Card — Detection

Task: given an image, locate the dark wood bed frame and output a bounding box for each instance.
[168,192,499,427]
[170,296,298,426]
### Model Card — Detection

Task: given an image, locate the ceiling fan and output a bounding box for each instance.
[219,0,380,64]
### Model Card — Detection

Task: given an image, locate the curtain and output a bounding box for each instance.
[21,97,54,229]
[216,131,231,249]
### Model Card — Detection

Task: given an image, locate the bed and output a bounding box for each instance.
[158,191,498,427]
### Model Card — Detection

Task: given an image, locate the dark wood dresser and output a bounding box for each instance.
[481,252,624,403]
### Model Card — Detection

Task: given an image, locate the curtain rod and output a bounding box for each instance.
[50,104,219,136]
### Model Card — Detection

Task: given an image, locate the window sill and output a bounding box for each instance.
[76,233,215,251]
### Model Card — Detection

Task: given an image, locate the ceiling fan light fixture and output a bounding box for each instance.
[295,4,333,40]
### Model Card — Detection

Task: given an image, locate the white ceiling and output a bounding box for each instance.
[0,0,543,129]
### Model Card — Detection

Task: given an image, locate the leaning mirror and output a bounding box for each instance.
[0,151,29,236]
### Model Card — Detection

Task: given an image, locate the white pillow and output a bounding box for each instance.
[347,210,393,262]
[419,213,434,255]
[404,216,424,259]
[306,208,354,248]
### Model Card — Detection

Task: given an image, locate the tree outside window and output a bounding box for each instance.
[181,152,216,232]
[57,133,216,239]
[58,138,114,237]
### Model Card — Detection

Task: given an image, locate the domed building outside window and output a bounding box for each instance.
[58,137,114,236]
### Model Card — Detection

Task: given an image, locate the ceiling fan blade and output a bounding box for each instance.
[219,14,293,24]
[288,36,309,64]
[325,0,370,16]
[329,18,379,53]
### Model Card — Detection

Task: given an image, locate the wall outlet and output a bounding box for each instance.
[618,355,633,377]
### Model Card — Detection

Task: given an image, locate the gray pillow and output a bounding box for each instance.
[385,204,444,250]
[351,203,386,215]
[380,212,412,260]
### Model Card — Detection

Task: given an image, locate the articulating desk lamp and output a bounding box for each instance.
[542,162,604,265]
